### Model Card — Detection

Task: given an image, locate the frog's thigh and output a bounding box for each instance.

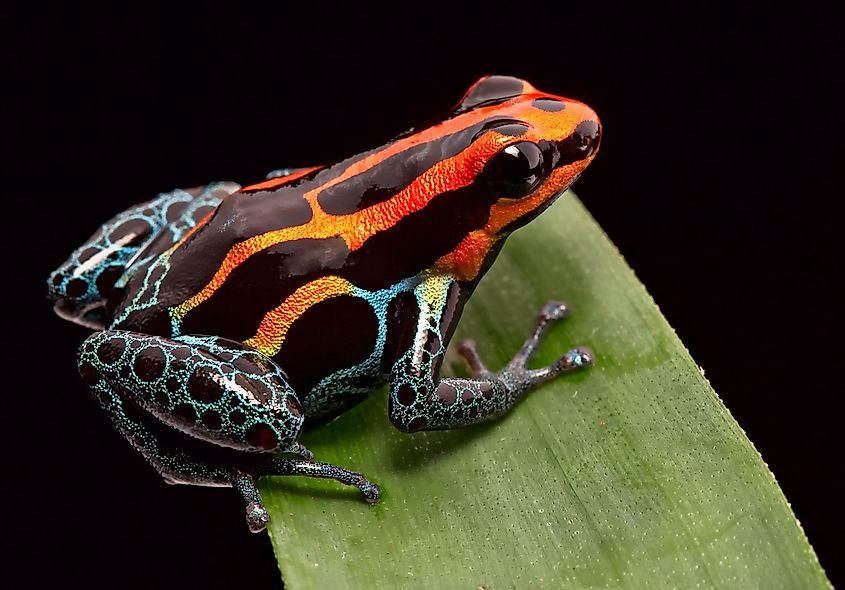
[77,330,306,455]
[49,182,238,328]
[77,330,380,532]
[78,350,279,532]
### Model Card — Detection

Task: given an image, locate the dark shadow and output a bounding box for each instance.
[386,416,501,472]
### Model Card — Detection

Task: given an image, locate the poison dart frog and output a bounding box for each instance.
[47,76,601,532]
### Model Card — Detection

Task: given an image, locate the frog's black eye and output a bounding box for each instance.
[485,141,545,199]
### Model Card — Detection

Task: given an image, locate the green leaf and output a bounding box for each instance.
[260,194,830,589]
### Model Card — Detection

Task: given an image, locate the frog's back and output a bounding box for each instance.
[113,176,351,330]
[110,167,421,404]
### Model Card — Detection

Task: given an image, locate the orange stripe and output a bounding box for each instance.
[243,276,354,356]
[430,230,496,282]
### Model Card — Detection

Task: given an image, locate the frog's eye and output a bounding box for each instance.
[485,141,545,199]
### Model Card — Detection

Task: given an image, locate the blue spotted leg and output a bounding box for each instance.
[388,275,593,432]
[77,331,380,532]
[48,182,239,329]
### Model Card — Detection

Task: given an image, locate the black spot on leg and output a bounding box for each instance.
[173,403,198,424]
[437,383,458,404]
[187,369,225,403]
[78,247,99,263]
[246,423,278,451]
[202,409,222,430]
[230,409,246,425]
[153,389,169,407]
[171,347,192,360]
[381,291,419,371]
[95,266,123,299]
[109,219,151,244]
[192,205,216,223]
[66,278,87,298]
[165,200,188,222]
[133,347,166,381]
[146,265,165,287]
[97,337,125,364]
[396,383,416,406]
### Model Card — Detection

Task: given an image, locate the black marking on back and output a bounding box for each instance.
[339,182,497,290]
[454,76,526,114]
[157,190,314,307]
[317,117,527,216]
[532,98,567,112]
[178,237,349,341]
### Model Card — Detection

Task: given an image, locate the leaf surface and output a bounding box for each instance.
[261,194,829,589]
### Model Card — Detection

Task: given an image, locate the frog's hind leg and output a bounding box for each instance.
[48,182,239,329]
[77,330,379,532]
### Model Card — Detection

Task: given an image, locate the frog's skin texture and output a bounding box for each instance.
[48,76,601,532]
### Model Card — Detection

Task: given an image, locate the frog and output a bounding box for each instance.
[47,75,601,533]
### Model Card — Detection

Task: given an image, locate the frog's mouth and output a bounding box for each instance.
[53,298,108,330]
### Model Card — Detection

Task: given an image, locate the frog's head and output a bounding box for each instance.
[447,75,601,237]
[361,75,600,281]
[293,75,601,284]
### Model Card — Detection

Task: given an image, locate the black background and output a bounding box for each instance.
[3,5,840,588]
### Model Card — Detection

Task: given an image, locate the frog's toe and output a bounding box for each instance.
[540,300,570,322]
[245,501,270,533]
[359,482,381,504]
[456,339,489,377]
[556,346,594,371]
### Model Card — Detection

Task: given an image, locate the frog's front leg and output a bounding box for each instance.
[388,276,593,432]
[78,331,379,532]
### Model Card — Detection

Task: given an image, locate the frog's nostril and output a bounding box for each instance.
[555,119,601,165]
[573,120,601,156]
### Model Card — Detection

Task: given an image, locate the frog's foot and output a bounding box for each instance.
[260,457,381,504]
[389,279,594,432]
[233,473,271,533]
[457,300,593,387]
